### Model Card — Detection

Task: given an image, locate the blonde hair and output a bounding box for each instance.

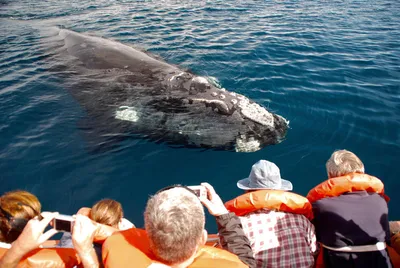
[326,149,365,178]
[90,199,123,228]
[0,190,41,243]
[144,188,205,265]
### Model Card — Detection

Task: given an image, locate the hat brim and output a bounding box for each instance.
[237,178,293,191]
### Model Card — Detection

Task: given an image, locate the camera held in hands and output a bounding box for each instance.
[53,214,75,232]
[187,185,207,199]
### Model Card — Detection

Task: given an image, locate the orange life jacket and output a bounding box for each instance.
[0,246,80,268]
[225,189,313,220]
[306,173,389,203]
[102,228,248,268]
[308,173,396,267]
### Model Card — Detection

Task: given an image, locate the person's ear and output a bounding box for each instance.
[200,229,207,246]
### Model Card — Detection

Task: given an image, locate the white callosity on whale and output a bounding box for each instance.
[115,106,139,122]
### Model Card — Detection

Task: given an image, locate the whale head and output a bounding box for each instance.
[149,72,289,152]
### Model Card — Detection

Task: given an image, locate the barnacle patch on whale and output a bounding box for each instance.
[115,106,139,122]
[238,97,274,127]
[235,136,261,153]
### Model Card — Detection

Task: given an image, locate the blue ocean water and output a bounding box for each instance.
[0,0,399,233]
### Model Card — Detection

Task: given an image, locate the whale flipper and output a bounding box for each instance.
[77,115,144,154]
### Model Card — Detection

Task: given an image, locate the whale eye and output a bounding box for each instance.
[213,102,230,115]
[190,86,197,95]
[190,98,231,115]
[190,77,210,93]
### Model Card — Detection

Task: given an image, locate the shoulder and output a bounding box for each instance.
[192,246,248,268]
[119,218,135,230]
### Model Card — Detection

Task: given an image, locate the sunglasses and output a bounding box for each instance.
[0,202,42,232]
[155,184,198,197]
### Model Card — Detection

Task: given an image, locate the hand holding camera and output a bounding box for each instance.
[187,185,208,199]
[54,214,99,267]
[52,214,75,232]
[198,182,229,217]
[71,215,98,252]
[13,212,59,254]
[0,212,60,268]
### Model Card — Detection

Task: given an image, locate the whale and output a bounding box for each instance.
[51,29,289,152]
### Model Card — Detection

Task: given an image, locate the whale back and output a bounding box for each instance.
[59,29,177,75]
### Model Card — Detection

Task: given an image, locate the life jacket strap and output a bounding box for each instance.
[322,242,386,252]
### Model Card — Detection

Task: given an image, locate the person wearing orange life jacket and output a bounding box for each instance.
[0,212,98,268]
[308,150,392,268]
[102,184,254,268]
[57,198,135,267]
[226,160,318,268]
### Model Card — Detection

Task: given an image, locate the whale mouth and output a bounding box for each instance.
[235,136,261,153]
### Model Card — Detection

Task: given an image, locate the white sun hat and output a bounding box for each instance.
[237,160,293,191]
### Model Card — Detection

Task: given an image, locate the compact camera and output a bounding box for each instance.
[187,185,207,199]
[52,214,75,232]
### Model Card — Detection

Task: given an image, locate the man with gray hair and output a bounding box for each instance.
[145,187,206,266]
[102,184,254,267]
[308,149,392,268]
[325,149,365,178]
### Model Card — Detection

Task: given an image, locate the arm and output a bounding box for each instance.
[0,212,59,268]
[0,242,28,268]
[72,215,99,268]
[306,219,319,258]
[75,207,119,244]
[200,183,256,268]
[93,222,118,244]
[215,212,256,268]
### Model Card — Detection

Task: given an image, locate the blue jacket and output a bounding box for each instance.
[312,191,392,268]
